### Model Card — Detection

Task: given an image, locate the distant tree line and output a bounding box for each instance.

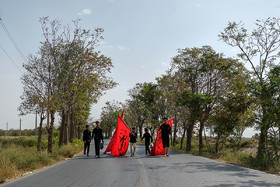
[0,129,36,136]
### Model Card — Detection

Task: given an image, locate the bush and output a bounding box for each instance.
[0,148,15,183]
[72,138,82,147]
[60,145,75,157]
[0,137,37,148]
[221,150,249,165]
[240,140,252,148]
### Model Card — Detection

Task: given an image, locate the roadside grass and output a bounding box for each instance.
[0,136,83,183]
[170,137,280,174]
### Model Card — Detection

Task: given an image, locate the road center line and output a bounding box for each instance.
[137,157,149,187]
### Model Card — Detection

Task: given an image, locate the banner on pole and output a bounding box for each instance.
[111,116,131,156]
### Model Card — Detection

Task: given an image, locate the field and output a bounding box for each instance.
[170,137,280,174]
[0,136,83,183]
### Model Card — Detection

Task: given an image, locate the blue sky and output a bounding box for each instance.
[0,0,280,137]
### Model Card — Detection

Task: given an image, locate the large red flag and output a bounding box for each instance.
[103,129,117,154]
[103,111,127,155]
[111,116,131,156]
[151,117,174,156]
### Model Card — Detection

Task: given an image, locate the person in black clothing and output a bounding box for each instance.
[141,128,153,156]
[129,127,137,157]
[160,117,171,156]
[92,121,104,158]
[83,125,91,156]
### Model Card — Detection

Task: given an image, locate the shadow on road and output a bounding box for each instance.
[207,179,280,187]
[148,160,280,186]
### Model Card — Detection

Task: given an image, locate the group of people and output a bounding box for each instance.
[83,121,104,158]
[83,117,172,158]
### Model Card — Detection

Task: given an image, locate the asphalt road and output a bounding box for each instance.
[2,140,280,187]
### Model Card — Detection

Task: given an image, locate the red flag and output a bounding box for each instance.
[120,109,125,120]
[151,117,174,156]
[103,129,117,154]
[110,116,131,156]
[104,109,126,154]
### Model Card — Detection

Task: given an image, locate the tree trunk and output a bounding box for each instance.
[199,121,204,154]
[209,126,213,138]
[69,112,74,143]
[74,120,78,139]
[59,109,65,146]
[257,123,268,159]
[180,122,186,150]
[47,112,55,153]
[46,111,49,129]
[77,123,81,139]
[138,125,142,138]
[257,106,268,159]
[63,111,69,145]
[172,115,178,146]
[37,112,44,152]
[215,135,220,153]
[204,128,211,152]
[278,124,280,140]
[138,119,144,138]
[186,123,194,152]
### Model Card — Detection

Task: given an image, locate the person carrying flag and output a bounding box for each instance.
[160,117,172,156]
[129,127,137,157]
[141,128,153,156]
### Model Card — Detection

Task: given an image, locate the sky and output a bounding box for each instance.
[0,0,280,137]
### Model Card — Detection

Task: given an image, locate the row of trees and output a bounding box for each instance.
[101,18,280,169]
[19,17,116,153]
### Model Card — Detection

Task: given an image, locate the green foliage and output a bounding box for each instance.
[72,138,82,147]
[220,17,280,163]
[100,101,122,138]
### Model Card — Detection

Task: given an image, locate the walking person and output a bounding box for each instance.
[92,121,104,158]
[129,127,137,157]
[160,118,172,156]
[141,128,153,156]
[83,125,91,156]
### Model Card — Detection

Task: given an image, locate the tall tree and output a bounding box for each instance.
[219,17,280,160]
[19,17,116,152]
[171,46,248,152]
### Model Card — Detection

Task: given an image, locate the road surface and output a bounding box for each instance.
[2,140,280,187]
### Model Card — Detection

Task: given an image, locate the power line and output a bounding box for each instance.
[0,18,28,63]
[0,42,23,73]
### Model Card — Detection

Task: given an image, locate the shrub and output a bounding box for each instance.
[60,145,75,158]
[0,137,37,148]
[240,140,252,148]
[72,138,82,147]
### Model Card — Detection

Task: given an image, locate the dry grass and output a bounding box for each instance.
[0,137,83,183]
[170,137,280,174]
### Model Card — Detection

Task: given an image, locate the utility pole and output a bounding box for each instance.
[6,122,8,136]
[35,111,38,135]
[19,118,22,136]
